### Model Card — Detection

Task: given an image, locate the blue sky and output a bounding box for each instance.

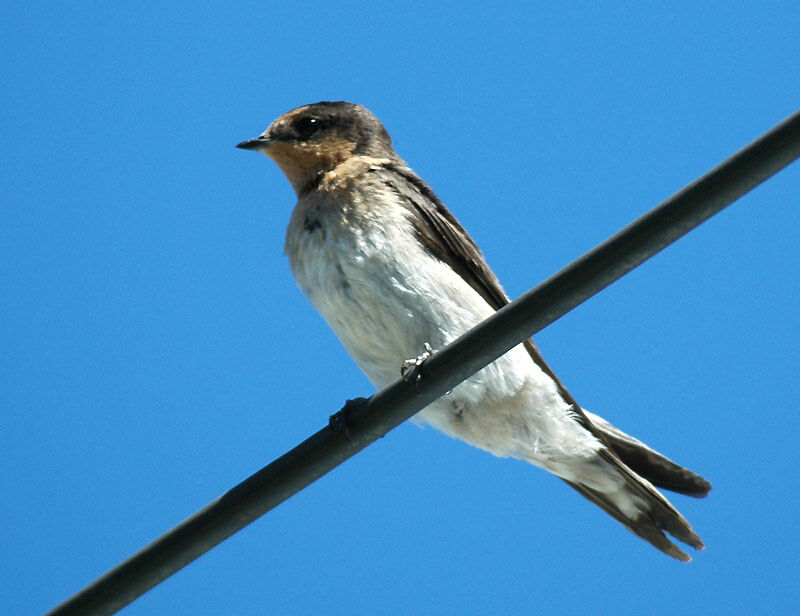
[3,3,799,614]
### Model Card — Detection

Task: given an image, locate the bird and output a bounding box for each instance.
[237,101,711,561]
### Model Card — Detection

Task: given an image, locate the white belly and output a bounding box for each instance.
[284,191,602,464]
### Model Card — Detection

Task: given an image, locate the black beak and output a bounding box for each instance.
[236,137,272,151]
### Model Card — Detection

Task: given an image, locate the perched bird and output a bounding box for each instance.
[237,101,711,561]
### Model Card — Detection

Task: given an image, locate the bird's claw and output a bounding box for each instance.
[401,343,435,390]
[329,397,368,442]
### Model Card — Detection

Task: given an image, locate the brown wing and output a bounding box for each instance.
[375,161,590,417]
[373,161,711,498]
[377,161,510,310]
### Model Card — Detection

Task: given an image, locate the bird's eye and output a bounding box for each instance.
[293,116,324,140]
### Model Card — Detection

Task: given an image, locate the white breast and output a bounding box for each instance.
[284,181,528,397]
[282,175,601,463]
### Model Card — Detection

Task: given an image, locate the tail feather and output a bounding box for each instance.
[563,448,704,562]
[584,410,712,498]
[518,340,710,556]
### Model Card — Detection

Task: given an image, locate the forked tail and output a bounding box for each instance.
[564,447,705,561]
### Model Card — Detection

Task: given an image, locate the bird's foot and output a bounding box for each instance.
[328,397,368,442]
[401,343,435,390]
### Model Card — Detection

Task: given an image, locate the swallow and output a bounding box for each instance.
[237,101,711,560]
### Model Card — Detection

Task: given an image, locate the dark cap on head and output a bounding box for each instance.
[277,102,393,156]
[238,101,394,158]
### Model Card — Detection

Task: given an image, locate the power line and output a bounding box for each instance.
[46,110,800,616]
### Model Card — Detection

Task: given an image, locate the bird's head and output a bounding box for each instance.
[237,101,394,196]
